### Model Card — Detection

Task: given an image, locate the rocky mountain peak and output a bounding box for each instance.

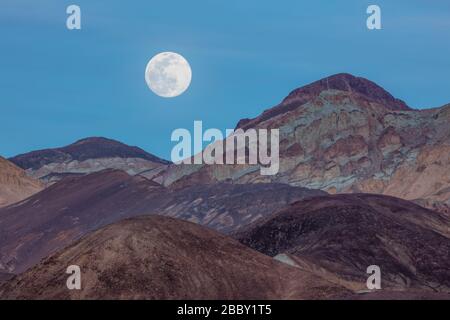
[237,73,411,129]
[282,73,410,111]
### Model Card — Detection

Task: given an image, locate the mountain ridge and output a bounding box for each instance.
[10,137,170,169]
[9,137,170,184]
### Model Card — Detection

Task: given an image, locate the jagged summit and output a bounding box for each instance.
[237,73,411,129]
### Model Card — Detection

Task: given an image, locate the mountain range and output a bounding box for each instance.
[1,73,449,300]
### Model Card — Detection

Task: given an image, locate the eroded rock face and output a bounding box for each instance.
[0,216,350,300]
[156,74,450,212]
[9,137,170,185]
[0,157,43,208]
[236,193,450,293]
[158,183,326,233]
[236,73,411,130]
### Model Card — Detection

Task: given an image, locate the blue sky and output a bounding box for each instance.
[1,0,449,159]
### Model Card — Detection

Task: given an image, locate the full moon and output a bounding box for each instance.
[145,52,192,98]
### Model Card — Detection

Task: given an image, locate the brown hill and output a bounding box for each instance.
[0,216,350,300]
[0,169,324,274]
[155,74,450,213]
[0,156,43,208]
[236,193,450,293]
[9,137,169,184]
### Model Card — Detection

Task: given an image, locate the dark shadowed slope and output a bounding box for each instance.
[9,137,169,184]
[0,216,350,300]
[236,193,450,293]
[0,169,325,274]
